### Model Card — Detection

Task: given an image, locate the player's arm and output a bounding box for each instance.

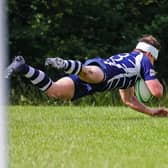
[119,87,168,117]
[141,57,163,98]
[119,87,153,115]
[145,79,163,98]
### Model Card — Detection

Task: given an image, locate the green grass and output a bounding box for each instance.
[9,106,168,168]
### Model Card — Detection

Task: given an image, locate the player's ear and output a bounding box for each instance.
[144,51,151,59]
[145,52,151,57]
[148,52,155,64]
[144,52,154,64]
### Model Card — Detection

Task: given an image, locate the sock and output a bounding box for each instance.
[19,64,53,91]
[64,60,82,75]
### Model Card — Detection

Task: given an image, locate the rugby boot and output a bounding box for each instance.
[5,56,25,78]
[45,57,67,70]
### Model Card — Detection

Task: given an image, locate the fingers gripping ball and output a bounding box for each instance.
[135,79,153,103]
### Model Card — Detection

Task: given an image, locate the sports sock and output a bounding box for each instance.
[19,64,53,91]
[64,60,82,75]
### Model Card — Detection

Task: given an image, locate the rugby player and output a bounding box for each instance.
[6,35,168,116]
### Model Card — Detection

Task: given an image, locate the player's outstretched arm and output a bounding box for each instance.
[119,87,168,117]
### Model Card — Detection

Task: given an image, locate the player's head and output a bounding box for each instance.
[135,35,161,61]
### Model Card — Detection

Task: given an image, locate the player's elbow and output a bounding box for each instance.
[152,89,163,98]
[146,79,163,98]
[151,86,163,98]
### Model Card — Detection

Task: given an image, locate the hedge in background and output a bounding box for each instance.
[8,0,168,104]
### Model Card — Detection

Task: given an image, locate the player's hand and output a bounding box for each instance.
[151,108,168,117]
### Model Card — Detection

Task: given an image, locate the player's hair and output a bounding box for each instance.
[138,35,161,50]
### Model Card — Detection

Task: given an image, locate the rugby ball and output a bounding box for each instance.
[135,79,153,103]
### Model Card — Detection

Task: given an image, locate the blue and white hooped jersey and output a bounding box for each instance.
[84,51,157,91]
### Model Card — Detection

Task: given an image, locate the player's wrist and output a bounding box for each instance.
[148,108,160,116]
[143,106,155,116]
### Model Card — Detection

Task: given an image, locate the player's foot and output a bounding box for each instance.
[45,57,67,69]
[5,56,25,78]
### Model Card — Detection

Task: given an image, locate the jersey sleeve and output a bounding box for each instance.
[140,56,157,81]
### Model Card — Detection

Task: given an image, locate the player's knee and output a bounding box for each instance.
[46,89,70,100]
[79,66,104,83]
[45,84,62,99]
[46,87,58,98]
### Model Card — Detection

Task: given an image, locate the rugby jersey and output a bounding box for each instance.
[103,51,156,90]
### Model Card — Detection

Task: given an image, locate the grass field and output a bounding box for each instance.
[9,106,168,168]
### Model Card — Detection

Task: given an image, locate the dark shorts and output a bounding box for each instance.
[69,57,110,100]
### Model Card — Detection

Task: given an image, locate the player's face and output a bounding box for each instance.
[150,55,155,65]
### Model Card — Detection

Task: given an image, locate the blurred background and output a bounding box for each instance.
[8,0,168,105]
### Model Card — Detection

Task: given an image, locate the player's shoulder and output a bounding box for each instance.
[140,53,156,79]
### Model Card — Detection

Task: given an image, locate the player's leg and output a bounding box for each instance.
[6,56,75,100]
[78,65,104,83]
[45,57,104,84]
[46,77,74,100]
[6,56,53,91]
